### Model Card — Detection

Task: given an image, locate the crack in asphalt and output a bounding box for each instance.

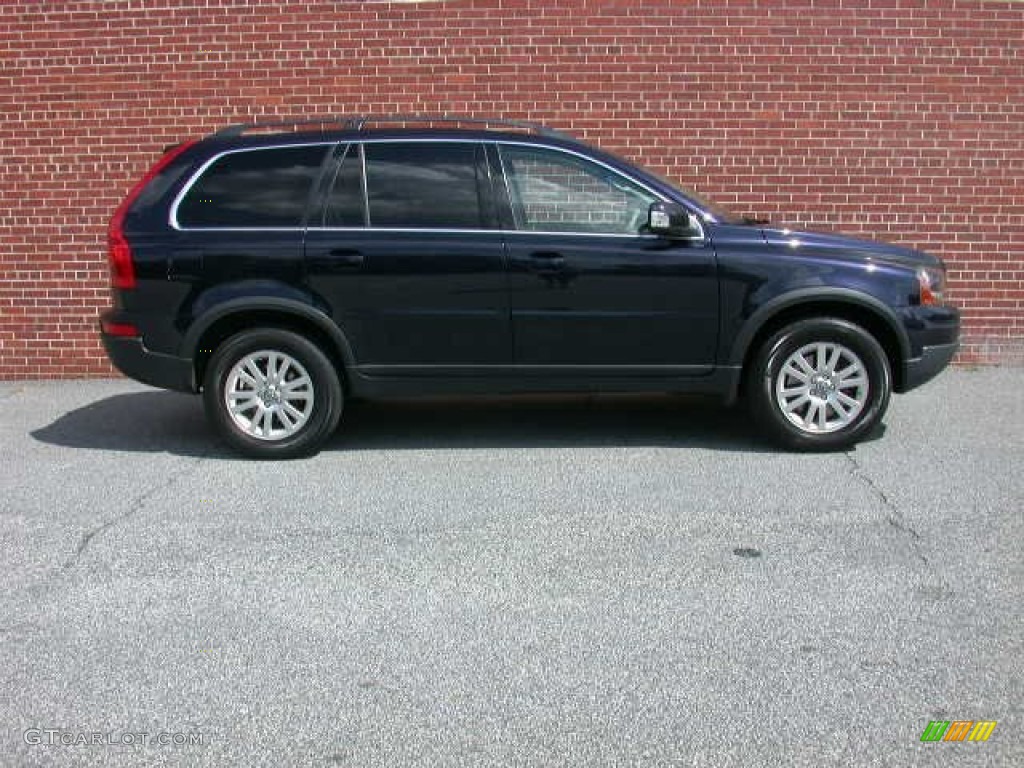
[63,454,207,569]
[844,452,935,572]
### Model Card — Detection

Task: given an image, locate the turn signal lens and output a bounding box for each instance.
[917,267,946,306]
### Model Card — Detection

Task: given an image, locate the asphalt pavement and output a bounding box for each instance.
[0,369,1021,767]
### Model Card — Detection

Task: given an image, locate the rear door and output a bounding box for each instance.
[305,140,510,372]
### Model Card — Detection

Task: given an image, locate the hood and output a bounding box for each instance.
[760,227,943,270]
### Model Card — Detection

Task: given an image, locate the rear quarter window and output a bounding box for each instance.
[175,144,329,228]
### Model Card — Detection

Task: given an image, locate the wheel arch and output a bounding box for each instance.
[182,298,355,391]
[731,289,909,400]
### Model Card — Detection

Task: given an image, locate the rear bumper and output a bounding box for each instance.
[902,341,958,393]
[100,320,195,393]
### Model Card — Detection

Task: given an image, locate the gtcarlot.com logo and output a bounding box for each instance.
[24,729,204,747]
[920,720,997,742]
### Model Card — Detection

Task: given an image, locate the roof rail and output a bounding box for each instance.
[213,114,574,140]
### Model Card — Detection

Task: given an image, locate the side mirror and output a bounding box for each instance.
[647,202,702,239]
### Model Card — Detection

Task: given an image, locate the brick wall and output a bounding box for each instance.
[1,0,1022,378]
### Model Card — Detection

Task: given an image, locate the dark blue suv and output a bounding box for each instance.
[100,116,959,458]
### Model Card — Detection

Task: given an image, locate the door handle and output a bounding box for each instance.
[329,248,365,266]
[527,251,565,271]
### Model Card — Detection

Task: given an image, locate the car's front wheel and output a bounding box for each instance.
[746,317,892,451]
[203,329,343,459]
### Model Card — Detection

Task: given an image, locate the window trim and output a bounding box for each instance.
[360,142,370,226]
[305,226,663,238]
[169,141,336,231]
[321,142,369,228]
[169,138,705,242]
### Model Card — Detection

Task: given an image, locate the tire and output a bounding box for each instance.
[745,317,891,451]
[203,328,343,459]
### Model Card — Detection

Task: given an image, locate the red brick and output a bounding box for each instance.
[1,0,1022,377]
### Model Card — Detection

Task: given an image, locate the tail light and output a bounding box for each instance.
[100,319,139,337]
[107,140,198,290]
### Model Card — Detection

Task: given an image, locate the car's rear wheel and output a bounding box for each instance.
[746,317,891,451]
[203,329,342,458]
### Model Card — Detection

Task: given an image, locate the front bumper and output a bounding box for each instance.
[896,302,960,393]
[100,318,195,393]
[902,341,959,392]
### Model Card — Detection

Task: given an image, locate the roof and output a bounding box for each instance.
[212,115,574,142]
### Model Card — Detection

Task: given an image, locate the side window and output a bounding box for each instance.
[499,145,657,234]
[323,144,366,227]
[176,145,328,228]
[364,142,485,229]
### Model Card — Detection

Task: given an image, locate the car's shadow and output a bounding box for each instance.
[31,390,782,457]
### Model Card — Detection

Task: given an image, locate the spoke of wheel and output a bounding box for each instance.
[783,363,809,383]
[282,375,310,392]
[260,409,273,437]
[815,343,828,372]
[785,393,810,413]
[831,398,850,420]
[278,407,295,430]
[816,401,828,430]
[794,353,815,376]
[245,359,265,384]
[780,384,806,397]
[230,397,259,414]
[237,369,259,388]
[804,401,820,427]
[825,346,842,374]
[836,363,860,380]
[278,357,294,384]
[838,375,867,390]
[245,404,263,433]
[283,402,305,422]
[836,391,861,410]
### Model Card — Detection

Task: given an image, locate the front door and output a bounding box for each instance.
[496,144,718,373]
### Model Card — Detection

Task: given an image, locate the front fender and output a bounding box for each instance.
[727,287,912,367]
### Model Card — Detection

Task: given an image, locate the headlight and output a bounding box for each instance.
[916,266,946,306]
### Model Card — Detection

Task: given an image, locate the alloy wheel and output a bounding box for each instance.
[223,350,315,440]
[774,342,869,434]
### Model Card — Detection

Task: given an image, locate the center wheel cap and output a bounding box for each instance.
[260,386,282,407]
[810,375,835,400]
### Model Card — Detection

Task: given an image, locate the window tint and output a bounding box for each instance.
[500,145,657,234]
[364,142,484,229]
[324,144,366,227]
[177,145,328,228]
